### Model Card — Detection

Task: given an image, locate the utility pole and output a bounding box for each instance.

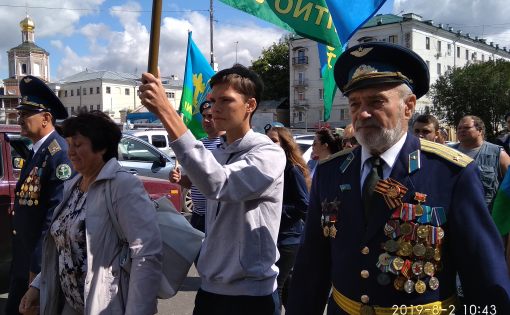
[209,0,214,68]
[235,41,239,63]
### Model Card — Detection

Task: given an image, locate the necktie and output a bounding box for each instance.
[362,156,384,223]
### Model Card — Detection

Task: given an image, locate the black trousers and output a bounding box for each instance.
[276,243,300,309]
[6,236,31,315]
[193,288,280,315]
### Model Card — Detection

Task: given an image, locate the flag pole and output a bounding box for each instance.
[148,0,163,76]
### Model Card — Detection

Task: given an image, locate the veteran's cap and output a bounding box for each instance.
[199,100,212,115]
[334,42,430,98]
[17,75,68,119]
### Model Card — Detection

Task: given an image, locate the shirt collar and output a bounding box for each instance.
[361,133,407,169]
[32,130,54,154]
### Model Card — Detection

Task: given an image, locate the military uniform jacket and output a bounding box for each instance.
[287,133,510,314]
[13,131,72,275]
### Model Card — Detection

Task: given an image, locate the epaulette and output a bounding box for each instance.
[319,147,355,165]
[420,138,472,167]
[48,139,62,156]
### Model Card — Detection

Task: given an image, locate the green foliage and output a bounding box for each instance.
[430,60,510,140]
[250,36,290,101]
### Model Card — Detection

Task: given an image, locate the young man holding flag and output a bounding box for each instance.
[139,64,285,315]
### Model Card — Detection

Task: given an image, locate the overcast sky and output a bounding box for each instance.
[0,0,509,82]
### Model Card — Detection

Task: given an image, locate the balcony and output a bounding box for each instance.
[294,99,309,108]
[294,79,308,88]
[292,56,309,65]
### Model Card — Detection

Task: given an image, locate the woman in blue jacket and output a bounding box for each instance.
[265,126,310,310]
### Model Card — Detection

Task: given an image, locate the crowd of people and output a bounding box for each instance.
[6,41,510,315]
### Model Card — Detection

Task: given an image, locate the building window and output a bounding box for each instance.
[388,35,398,43]
[71,106,74,114]
[447,43,451,56]
[298,91,305,101]
[106,87,111,94]
[298,112,303,122]
[340,109,347,120]
[64,90,68,97]
[83,88,87,95]
[426,60,430,69]
[71,90,74,96]
[457,47,461,58]
[21,64,27,74]
[319,68,323,79]
[465,49,469,60]
[166,92,175,98]
[437,41,441,53]
[90,87,93,94]
[90,105,94,111]
[437,63,441,75]
[425,37,430,50]
[125,88,130,95]
[97,105,101,110]
[319,89,324,100]
[96,87,100,94]
[77,89,80,96]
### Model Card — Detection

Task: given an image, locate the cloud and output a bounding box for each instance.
[394,0,510,48]
[54,4,285,79]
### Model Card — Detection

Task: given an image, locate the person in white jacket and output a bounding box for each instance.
[139,65,286,315]
[19,111,163,315]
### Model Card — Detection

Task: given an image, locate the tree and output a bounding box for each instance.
[250,36,290,101]
[430,60,510,141]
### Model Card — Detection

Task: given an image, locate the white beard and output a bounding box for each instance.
[355,118,404,154]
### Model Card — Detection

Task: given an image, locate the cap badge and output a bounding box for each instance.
[352,64,378,80]
[350,46,373,58]
[22,96,28,102]
[23,77,32,83]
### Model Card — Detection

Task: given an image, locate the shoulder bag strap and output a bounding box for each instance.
[105,179,126,242]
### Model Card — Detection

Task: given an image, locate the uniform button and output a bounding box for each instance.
[361,270,370,278]
[361,295,369,304]
[361,246,369,255]
[12,230,16,235]
[11,211,15,216]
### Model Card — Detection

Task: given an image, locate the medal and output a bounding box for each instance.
[378,253,392,266]
[404,279,415,293]
[392,257,405,271]
[415,279,427,294]
[417,225,429,239]
[394,276,406,291]
[400,222,412,236]
[399,241,413,256]
[429,276,440,290]
[360,305,376,315]
[424,262,435,276]
[329,225,337,238]
[413,243,426,257]
[434,247,441,261]
[27,200,33,206]
[412,261,424,276]
[383,239,399,252]
[34,200,39,206]
[323,226,330,237]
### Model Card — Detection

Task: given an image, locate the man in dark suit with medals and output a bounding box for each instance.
[286,42,510,314]
[6,76,73,314]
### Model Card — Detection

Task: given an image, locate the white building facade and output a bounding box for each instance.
[289,13,510,129]
[56,70,182,122]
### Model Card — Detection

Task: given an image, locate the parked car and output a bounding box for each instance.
[124,129,175,157]
[0,125,185,292]
[294,135,314,163]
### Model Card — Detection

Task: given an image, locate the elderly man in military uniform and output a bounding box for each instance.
[286,42,510,315]
[6,76,73,315]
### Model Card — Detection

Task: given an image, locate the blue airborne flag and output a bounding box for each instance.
[179,32,215,139]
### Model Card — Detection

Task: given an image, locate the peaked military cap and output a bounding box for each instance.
[17,75,68,119]
[334,42,430,98]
